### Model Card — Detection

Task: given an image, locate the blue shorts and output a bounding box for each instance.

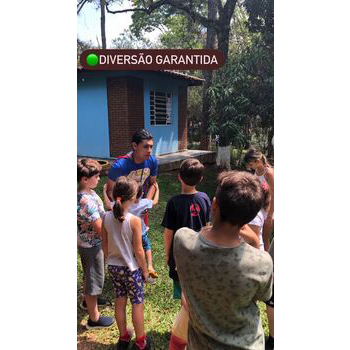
[142,233,151,252]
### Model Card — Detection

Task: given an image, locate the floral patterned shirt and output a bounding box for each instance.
[77,190,105,248]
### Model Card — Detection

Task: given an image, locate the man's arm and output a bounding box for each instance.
[146,182,159,206]
[164,228,174,265]
[148,175,156,186]
[106,179,115,202]
[103,184,113,210]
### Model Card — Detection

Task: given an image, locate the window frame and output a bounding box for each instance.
[150,90,172,126]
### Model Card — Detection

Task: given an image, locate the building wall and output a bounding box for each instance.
[78,71,189,158]
[107,76,144,157]
[143,76,186,155]
[77,76,110,158]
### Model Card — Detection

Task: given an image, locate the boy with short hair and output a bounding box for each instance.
[77,158,114,329]
[161,158,211,299]
[174,171,273,350]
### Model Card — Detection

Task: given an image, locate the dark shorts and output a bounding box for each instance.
[173,279,182,300]
[78,244,104,296]
[265,283,274,308]
[108,265,144,304]
[142,233,151,252]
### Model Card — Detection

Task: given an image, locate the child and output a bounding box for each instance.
[102,176,152,350]
[103,182,159,281]
[244,148,274,251]
[174,171,273,350]
[248,181,271,251]
[161,158,211,350]
[77,158,115,329]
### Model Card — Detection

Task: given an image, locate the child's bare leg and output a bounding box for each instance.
[266,305,274,338]
[132,302,145,339]
[146,250,154,271]
[85,295,99,321]
[115,297,128,336]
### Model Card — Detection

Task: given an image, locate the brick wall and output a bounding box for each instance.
[107,77,144,157]
[178,86,188,150]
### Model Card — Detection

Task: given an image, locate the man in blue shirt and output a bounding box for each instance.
[106,128,158,203]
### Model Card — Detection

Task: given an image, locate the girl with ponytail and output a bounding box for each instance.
[244,149,274,251]
[102,176,152,349]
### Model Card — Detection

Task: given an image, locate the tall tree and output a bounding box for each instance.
[111,29,156,48]
[77,0,112,48]
[200,0,217,150]
[105,0,239,153]
[207,3,273,167]
[100,0,107,48]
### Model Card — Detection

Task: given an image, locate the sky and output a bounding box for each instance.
[77,1,160,47]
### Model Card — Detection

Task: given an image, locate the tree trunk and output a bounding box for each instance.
[216,145,232,170]
[214,0,237,152]
[267,127,274,159]
[199,0,217,150]
[100,0,106,49]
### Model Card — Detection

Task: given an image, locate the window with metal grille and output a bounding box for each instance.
[150,91,172,125]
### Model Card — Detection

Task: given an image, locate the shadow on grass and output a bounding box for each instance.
[77,306,88,335]
[147,330,171,350]
[77,330,171,350]
[77,340,114,350]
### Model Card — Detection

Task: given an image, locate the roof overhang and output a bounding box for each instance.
[77,67,204,86]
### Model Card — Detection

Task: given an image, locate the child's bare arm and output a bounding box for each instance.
[92,218,103,238]
[240,224,260,249]
[101,224,108,260]
[164,228,174,264]
[181,292,189,311]
[266,169,274,217]
[131,216,149,279]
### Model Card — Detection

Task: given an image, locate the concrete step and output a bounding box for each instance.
[78,149,216,174]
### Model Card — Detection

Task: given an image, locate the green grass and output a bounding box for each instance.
[77,165,269,349]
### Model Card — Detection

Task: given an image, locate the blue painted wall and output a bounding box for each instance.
[77,75,109,158]
[77,71,188,157]
[143,76,181,156]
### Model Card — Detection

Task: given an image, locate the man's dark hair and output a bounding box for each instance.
[131,129,153,145]
[179,158,204,186]
[215,171,264,227]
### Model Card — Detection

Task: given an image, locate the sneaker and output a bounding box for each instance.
[117,339,131,350]
[265,336,274,350]
[131,336,152,350]
[79,297,108,310]
[148,270,158,279]
[117,328,134,350]
[86,315,115,330]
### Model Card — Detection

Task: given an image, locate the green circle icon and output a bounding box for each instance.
[86,53,99,66]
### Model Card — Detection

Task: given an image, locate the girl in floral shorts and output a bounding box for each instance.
[102,177,152,350]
